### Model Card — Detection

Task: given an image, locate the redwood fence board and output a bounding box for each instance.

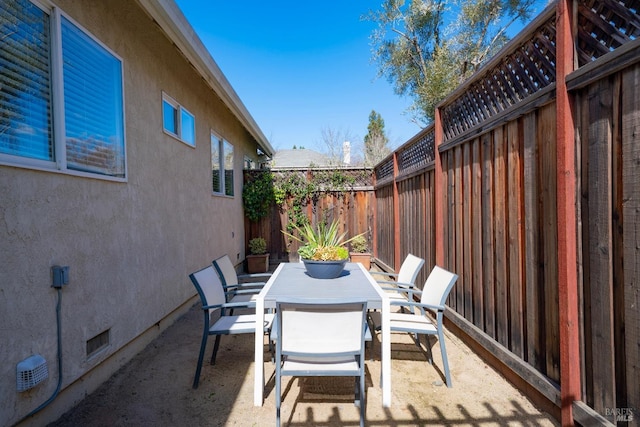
[586,77,617,418]
[454,146,464,314]
[538,103,559,383]
[493,127,509,347]
[463,142,473,322]
[523,111,542,372]
[622,63,640,415]
[577,84,592,401]
[481,132,497,340]
[507,119,525,359]
[471,139,484,327]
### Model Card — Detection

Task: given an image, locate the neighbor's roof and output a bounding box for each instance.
[136,0,274,157]
[270,149,333,168]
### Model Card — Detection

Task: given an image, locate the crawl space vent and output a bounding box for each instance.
[17,354,48,392]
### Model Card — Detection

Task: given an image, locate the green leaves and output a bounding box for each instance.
[282,220,364,261]
[364,110,390,166]
[248,237,267,255]
[271,170,365,231]
[366,0,538,123]
[242,171,275,222]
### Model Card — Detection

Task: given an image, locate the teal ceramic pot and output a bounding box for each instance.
[302,259,348,279]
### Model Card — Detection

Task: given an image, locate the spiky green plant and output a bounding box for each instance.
[282,220,363,261]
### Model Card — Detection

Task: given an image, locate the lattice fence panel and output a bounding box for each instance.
[397,128,435,176]
[375,157,394,184]
[440,16,556,141]
[577,0,640,65]
[309,168,373,188]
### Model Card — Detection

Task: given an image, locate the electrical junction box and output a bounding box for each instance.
[52,265,69,288]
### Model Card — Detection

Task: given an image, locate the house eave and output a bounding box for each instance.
[135,0,274,157]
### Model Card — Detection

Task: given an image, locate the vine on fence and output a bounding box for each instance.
[242,170,275,222]
[243,168,371,230]
[272,171,317,230]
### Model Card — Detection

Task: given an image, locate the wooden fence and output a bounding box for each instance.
[571,54,640,423]
[244,1,639,424]
[372,1,639,425]
[244,168,375,263]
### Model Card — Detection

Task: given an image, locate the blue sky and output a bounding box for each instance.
[174,1,548,155]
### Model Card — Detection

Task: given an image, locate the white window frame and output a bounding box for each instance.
[211,131,234,197]
[0,1,127,181]
[162,92,195,147]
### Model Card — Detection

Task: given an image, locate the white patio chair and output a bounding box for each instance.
[189,265,274,388]
[369,265,458,387]
[369,253,425,304]
[213,254,270,304]
[275,298,368,427]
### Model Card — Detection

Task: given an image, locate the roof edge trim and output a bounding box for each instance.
[136,0,274,156]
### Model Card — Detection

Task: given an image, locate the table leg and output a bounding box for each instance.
[381,295,391,407]
[254,296,265,406]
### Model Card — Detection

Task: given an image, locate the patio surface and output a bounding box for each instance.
[50,301,559,426]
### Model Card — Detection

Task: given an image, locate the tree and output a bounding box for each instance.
[363,110,390,166]
[366,0,537,124]
[318,125,357,165]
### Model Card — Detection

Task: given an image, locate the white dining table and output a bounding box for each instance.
[254,262,392,407]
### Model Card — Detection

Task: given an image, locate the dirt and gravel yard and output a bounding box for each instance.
[48,300,559,427]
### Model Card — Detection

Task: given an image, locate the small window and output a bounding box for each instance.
[162,93,195,146]
[211,132,234,196]
[162,100,178,135]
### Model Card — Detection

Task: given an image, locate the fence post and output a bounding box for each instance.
[434,108,444,267]
[372,170,378,260]
[556,0,581,424]
[393,152,401,270]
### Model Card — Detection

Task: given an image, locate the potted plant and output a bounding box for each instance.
[349,234,371,270]
[246,237,270,273]
[283,220,364,279]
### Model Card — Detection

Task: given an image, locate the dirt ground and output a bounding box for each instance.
[48,300,559,427]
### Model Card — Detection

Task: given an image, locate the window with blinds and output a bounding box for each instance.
[211,132,234,197]
[0,0,54,163]
[61,16,124,177]
[223,140,234,196]
[0,1,125,179]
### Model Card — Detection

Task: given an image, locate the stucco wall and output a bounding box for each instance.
[0,1,260,425]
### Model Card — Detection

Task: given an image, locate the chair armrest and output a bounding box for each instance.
[237,273,272,281]
[203,301,256,310]
[377,281,415,288]
[389,300,443,312]
[224,282,265,289]
[380,286,414,295]
[376,280,400,286]
[381,284,420,294]
[369,271,399,278]
[224,288,261,296]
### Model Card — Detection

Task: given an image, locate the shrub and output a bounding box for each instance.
[350,234,369,253]
[248,237,267,255]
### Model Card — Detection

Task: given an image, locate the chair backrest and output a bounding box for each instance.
[189,266,226,314]
[276,299,367,357]
[397,253,425,285]
[420,266,458,308]
[212,254,239,288]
